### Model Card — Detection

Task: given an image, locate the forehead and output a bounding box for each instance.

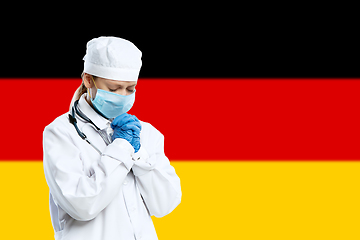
[98,77,137,86]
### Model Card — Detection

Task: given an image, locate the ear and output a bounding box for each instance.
[82,73,93,88]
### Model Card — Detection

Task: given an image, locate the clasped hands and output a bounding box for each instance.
[111,113,141,153]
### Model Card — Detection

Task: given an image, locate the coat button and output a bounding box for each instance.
[123,181,128,185]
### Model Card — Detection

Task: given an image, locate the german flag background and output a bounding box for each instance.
[1,10,360,239]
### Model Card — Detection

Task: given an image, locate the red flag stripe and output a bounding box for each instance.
[2,79,360,161]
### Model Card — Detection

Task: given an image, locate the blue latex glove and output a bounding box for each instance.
[111,113,142,152]
[111,113,140,129]
[130,126,141,154]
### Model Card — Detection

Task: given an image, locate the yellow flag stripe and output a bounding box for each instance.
[2,161,360,240]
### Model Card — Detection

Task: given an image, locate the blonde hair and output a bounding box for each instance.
[69,74,96,111]
[76,81,88,101]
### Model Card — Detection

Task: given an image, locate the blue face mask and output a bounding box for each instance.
[89,77,136,119]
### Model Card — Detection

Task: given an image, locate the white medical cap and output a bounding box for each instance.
[83,36,142,81]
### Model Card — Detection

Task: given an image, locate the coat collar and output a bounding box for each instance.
[77,94,111,130]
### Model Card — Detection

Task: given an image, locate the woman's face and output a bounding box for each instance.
[84,73,137,98]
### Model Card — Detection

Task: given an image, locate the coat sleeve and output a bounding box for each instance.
[43,121,135,221]
[131,127,182,218]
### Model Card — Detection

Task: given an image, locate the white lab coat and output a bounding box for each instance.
[43,94,181,240]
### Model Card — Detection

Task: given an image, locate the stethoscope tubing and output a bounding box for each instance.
[68,100,111,155]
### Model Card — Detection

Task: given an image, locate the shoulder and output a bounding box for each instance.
[44,112,74,136]
[139,120,164,139]
[138,120,166,152]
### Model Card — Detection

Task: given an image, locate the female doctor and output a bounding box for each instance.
[43,37,182,240]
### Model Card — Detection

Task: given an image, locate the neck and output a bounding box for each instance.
[85,93,93,108]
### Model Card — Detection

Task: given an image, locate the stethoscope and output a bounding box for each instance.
[68,100,112,155]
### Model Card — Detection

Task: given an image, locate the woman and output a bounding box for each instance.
[43,36,182,240]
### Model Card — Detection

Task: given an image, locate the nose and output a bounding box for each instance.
[118,89,129,96]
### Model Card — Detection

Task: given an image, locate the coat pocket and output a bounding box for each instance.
[54,219,67,240]
[54,229,64,240]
